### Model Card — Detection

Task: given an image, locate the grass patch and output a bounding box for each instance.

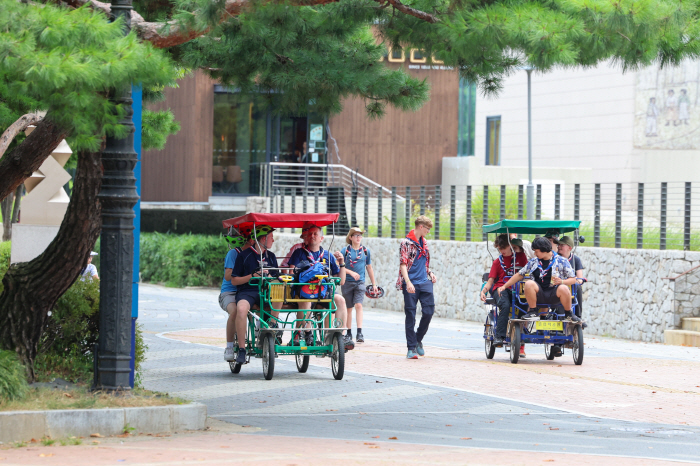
[0,386,187,412]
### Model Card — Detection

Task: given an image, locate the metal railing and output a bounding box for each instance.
[266,181,700,251]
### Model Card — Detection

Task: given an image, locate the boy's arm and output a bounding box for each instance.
[366,264,377,287]
[499,273,523,292]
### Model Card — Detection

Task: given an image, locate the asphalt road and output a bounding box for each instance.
[139,284,700,463]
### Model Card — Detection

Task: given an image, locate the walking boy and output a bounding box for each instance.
[396,216,437,359]
[341,227,378,343]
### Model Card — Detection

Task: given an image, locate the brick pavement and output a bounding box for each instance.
[0,428,689,466]
[164,328,700,426]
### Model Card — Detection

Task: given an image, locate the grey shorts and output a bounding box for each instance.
[219,292,237,313]
[342,281,365,307]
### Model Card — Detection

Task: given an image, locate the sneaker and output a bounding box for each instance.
[224,347,235,362]
[344,333,355,351]
[524,311,539,321]
[551,345,563,357]
[519,345,526,358]
[236,348,247,364]
[406,349,419,359]
[494,337,505,347]
[416,341,425,356]
[582,321,588,329]
[270,322,283,344]
[356,331,365,343]
[305,331,315,347]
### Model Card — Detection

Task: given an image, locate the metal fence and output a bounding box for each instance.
[268,181,700,251]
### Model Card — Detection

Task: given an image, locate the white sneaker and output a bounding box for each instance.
[224,347,235,361]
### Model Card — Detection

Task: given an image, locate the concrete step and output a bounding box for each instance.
[664,329,700,347]
[681,317,700,332]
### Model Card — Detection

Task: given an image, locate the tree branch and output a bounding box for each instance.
[63,0,438,48]
[386,0,438,23]
[0,115,67,201]
[0,113,44,161]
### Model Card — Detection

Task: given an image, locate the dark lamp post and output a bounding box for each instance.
[95,0,139,391]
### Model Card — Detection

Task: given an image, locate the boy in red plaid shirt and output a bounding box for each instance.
[396,216,437,359]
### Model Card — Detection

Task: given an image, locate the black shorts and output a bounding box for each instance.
[236,290,260,307]
[536,283,562,306]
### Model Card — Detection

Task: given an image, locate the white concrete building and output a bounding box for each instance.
[460,60,700,185]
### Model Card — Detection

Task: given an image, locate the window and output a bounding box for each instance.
[486,116,501,165]
[458,79,476,156]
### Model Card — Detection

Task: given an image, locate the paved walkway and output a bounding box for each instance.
[3,284,700,465]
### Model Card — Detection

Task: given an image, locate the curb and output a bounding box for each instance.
[0,402,206,444]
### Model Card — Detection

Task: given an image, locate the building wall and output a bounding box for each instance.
[473,63,638,185]
[329,66,459,187]
[142,71,215,202]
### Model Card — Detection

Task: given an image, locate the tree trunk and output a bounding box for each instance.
[1,185,24,242]
[0,151,101,380]
[0,115,66,202]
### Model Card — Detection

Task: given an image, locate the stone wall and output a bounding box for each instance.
[271,233,700,343]
[670,265,700,325]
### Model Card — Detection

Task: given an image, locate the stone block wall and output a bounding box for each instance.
[271,233,700,343]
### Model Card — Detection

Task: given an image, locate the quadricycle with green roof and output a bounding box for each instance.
[481,219,587,365]
[222,212,348,381]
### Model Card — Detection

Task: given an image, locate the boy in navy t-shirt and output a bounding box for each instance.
[230,226,282,364]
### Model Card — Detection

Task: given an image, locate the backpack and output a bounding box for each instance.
[292,249,331,299]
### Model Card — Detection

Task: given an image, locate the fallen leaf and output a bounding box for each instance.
[644,370,648,372]
[90,433,103,438]
[460,437,472,440]
[39,454,54,457]
[549,427,559,431]
[652,391,656,394]
[372,436,380,438]
[364,442,376,445]
[30,439,37,443]
[388,437,398,440]
[376,381,383,383]
[259,401,266,403]
[342,395,347,397]
[242,425,252,428]
[543,423,549,425]
[328,420,337,423]
[326,409,337,412]
[445,425,452,427]
[359,412,367,415]
[63,393,73,398]
[369,446,380,449]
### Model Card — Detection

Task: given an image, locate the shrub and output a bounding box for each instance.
[140,232,228,287]
[0,350,28,401]
[0,241,10,293]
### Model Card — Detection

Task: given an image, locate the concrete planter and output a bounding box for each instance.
[0,403,206,444]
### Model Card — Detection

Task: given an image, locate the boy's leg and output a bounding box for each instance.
[415,282,435,347]
[403,285,419,350]
[555,285,572,312]
[495,289,512,340]
[234,299,252,363]
[523,280,538,308]
[226,302,237,344]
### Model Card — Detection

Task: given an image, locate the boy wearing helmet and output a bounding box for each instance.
[221,233,254,362]
[230,225,282,364]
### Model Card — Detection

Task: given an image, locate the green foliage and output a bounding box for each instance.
[140,232,229,287]
[0,0,177,151]
[142,109,181,150]
[0,350,29,401]
[176,0,430,117]
[0,241,10,294]
[134,323,148,388]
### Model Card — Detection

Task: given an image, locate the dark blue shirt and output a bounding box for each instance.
[288,247,340,275]
[232,247,279,294]
[407,238,428,285]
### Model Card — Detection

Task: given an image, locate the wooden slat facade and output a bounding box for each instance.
[329,66,459,188]
[142,70,215,202]
[141,66,458,201]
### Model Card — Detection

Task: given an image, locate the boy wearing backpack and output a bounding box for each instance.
[287,225,354,350]
[341,227,377,343]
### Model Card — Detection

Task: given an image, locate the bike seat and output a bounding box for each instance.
[485,297,495,305]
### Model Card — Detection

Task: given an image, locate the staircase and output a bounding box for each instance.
[665,318,700,347]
